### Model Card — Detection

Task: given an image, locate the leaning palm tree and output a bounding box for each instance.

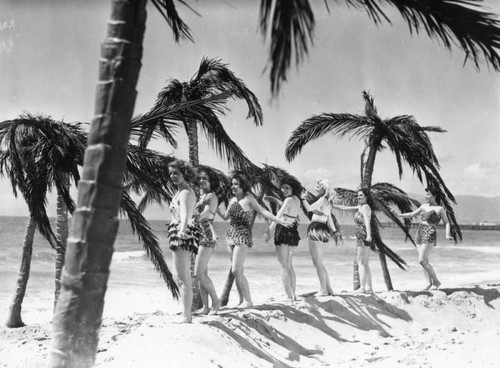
[0,114,86,327]
[0,114,179,327]
[51,1,498,366]
[134,56,263,309]
[286,91,462,290]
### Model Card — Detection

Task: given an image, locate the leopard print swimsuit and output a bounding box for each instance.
[415,210,442,246]
[226,201,253,248]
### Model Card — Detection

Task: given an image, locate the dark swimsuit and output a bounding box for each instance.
[226,202,253,248]
[274,213,300,247]
[415,210,442,246]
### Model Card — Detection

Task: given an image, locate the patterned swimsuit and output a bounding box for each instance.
[354,210,370,247]
[194,194,217,249]
[415,210,442,246]
[226,202,253,248]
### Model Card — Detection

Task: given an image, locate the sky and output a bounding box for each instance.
[1,0,500,218]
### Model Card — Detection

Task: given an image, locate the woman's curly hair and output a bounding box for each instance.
[168,159,196,183]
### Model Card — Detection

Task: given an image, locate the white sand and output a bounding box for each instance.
[2,282,500,368]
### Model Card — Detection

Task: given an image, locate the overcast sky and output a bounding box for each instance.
[1,0,500,217]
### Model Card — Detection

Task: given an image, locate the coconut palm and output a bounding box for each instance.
[286,91,462,290]
[0,114,86,327]
[0,114,179,328]
[51,1,496,365]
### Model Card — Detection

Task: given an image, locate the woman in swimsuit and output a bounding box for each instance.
[300,179,339,296]
[217,173,292,308]
[167,159,200,323]
[395,186,453,290]
[194,168,221,315]
[264,176,303,301]
[331,188,374,293]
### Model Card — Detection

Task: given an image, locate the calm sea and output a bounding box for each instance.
[1,216,500,324]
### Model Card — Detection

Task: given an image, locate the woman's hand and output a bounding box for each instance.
[446,235,454,242]
[280,220,293,227]
[264,229,271,243]
[264,195,278,203]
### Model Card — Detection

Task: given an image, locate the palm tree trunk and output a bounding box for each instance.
[49,1,146,367]
[6,217,36,328]
[54,174,69,310]
[360,144,394,291]
[185,120,203,311]
[378,251,393,291]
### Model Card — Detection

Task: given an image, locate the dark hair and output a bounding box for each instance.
[281,175,303,198]
[229,172,252,194]
[168,159,196,183]
[197,167,220,193]
[425,186,442,205]
[357,187,375,208]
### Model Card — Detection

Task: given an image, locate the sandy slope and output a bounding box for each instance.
[1,285,500,368]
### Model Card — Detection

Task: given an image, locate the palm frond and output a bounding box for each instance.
[119,192,179,298]
[286,113,372,161]
[198,115,258,171]
[195,56,264,126]
[346,0,500,71]
[259,0,316,96]
[151,0,193,42]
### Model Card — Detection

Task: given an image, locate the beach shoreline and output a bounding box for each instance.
[2,281,500,368]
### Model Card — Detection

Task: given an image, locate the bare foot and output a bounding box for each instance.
[354,287,366,293]
[316,290,330,297]
[364,289,374,294]
[237,301,253,309]
[172,315,192,324]
[431,281,441,289]
[423,284,433,291]
[194,308,210,316]
[209,300,221,315]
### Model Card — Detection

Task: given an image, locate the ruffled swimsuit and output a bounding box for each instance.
[274,213,300,247]
[167,190,201,254]
[415,210,442,246]
[194,194,218,249]
[226,201,253,248]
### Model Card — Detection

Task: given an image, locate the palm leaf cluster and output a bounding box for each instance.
[0,113,86,247]
[286,90,462,242]
[259,0,500,96]
[132,57,263,170]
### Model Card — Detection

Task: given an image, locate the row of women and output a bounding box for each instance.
[167,159,453,323]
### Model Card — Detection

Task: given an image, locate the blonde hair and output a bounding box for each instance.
[317,179,333,197]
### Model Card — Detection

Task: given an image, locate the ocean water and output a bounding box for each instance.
[1,216,500,324]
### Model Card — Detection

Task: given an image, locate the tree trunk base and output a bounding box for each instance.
[6,307,25,328]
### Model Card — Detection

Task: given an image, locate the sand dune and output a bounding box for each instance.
[1,285,500,367]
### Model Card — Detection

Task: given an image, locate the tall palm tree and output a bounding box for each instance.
[0,114,86,327]
[286,91,462,290]
[134,56,263,308]
[50,1,496,366]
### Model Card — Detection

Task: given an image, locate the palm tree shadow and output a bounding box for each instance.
[439,286,500,307]
[205,319,296,368]
[305,295,413,336]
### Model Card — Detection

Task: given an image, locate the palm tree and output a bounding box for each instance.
[134,56,263,309]
[50,1,496,366]
[0,114,86,327]
[0,114,179,328]
[286,91,462,290]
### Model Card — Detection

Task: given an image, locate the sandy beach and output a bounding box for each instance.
[2,281,500,368]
